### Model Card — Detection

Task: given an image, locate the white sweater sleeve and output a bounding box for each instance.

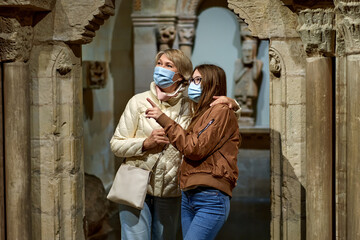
[110,96,146,158]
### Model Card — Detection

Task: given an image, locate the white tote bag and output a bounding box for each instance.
[107,164,151,210]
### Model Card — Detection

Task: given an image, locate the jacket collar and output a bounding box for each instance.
[150,82,183,107]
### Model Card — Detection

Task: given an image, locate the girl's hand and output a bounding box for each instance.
[145,98,163,120]
[210,96,240,110]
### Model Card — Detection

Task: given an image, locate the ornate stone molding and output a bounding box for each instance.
[269,48,282,78]
[76,0,115,44]
[336,1,360,54]
[131,15,177,27]
[228,0,299,39]
[0,16,33,62]
[133,0,142,12]
[33,0,115,45]
[56,50,72,75]
[0,0,54,10]
[297,8,335,57]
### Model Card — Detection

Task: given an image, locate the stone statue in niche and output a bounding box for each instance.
[83,61,107,89]
[234,38,263,126]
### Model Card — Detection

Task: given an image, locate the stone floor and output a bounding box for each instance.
[104,197,270,240]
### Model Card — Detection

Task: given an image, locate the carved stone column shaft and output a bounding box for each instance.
[297,8,335,240]
[0,64,4,240]
[346,55,360,240]
[4,62,31,240]
[336,1,360,238]
[305,57,333,240]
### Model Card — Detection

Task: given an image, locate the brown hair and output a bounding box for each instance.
[187,64,227,131]
[155,49,193,86]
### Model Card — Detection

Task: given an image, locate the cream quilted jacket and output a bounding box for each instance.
[110,82,190,197]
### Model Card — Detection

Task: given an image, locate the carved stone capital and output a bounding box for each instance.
[297,8,335,57]
[157,25,176,50]
[0,17,33,62]
[336,1,360,54]
[178,26,195,46]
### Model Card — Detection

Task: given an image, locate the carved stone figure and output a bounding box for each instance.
[178,27,195,45]
[157,25,176,50]
[83,61,107,89]
[234,39,263,126]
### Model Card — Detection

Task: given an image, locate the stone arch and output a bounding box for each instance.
[177,0,205,15]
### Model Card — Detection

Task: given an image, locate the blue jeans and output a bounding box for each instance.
[119,195,181,240]
[181,187,230,240]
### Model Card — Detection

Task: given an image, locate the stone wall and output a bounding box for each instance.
[0,0,114,239]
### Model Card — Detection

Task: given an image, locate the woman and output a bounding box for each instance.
[146,64,240,240]
[110,50,239,240]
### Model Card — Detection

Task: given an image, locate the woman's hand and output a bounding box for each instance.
[143,129,169,151]
[145,98,163,120]
[210,96,240,110]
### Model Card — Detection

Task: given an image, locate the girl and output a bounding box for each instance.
[146,64,240,240]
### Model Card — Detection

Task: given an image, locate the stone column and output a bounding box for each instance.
[337,1,360,239]
[297,9,335,240]
[177,16,196,58]
[335,26,347,240]
[0,13,34,240]
[0,64,4,240]
[4,62,31,240]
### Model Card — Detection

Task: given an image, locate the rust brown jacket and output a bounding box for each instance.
[157,103,240,197]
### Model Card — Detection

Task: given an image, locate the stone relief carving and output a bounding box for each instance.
[82,61,107,89]
[297,8,335,56]
[56,50,72,75]
[133,0,141,11]
[33,0,115,45]
[234,38,263,126]
[269,48,282,78]
[157,25,176,50]
[0,16,33,62]
[336,1,360,53]
[178,27,195,45]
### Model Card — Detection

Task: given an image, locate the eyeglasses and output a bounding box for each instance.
[189,77,202,85]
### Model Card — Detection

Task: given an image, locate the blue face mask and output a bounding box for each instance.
[153,67,178,89]
[188,82,202,103]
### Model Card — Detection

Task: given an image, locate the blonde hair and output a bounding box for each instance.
[155,49,193,86]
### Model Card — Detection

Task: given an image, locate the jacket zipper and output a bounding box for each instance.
[197,119,214,138]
